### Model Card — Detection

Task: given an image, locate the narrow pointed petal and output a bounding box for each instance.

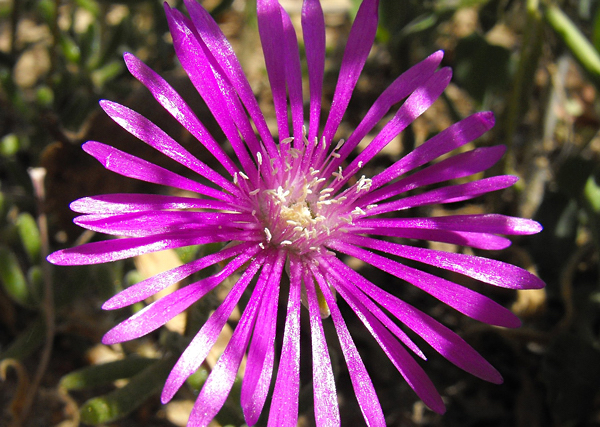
[355,213,543,236]
[257,0,289,140]
[323,50,444,175]
[364,286,503,383]
[302,0,325,144]
[327,260,503,383]
[311,264,386,426]
[123,53,238,176]
[305,270,341,427]
[103,276,217,344]
[351,226,512,250]
[161,255,266,403]
[281,7,304,144]
[69,193,238,214]
[341,234,545,291]
[189,251,284,426]
[48,229,257,265]
[371,111,495,189]
[189,286,265,427]
[241,251,285,425]
[73,211,255,237]
[183,0,279,160]
[326,268,445,414]
[329,240,522,327]
[366,175,519,215]
[82,141,231,201]
[165,6,258,179]
[320,0,379,152]
[102,243,259,310]
[363,145,506,205]
[320,257,426,359]
[99,100,237,194]
[334,68,452,190]
[268,255,302,427]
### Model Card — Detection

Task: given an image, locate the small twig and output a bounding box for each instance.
[0,359,30,426]
[556,242,595,333]
[14,168,56,426]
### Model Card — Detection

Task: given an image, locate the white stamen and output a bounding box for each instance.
[264,227,272,243]
[352,207,366,216]
[256,152,263,166]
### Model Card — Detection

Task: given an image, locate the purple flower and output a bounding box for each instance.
[48,0,544,425]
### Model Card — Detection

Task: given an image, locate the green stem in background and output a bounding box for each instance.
[503,0,544,168]
[79,355,177,425]
[545,3,600,87]
[583,174,600,282]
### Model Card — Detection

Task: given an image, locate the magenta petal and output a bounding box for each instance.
[366,175,519,215]
[311,264,386,426]
[165,6,258,179]
[178,2,272,170]
[189,251,284,427]
[189,289,264,427]
[301,0,325,144]
[371,111,496,189]
[123,53,238,176]
[320,0,379,151]
[102,243,259,310]
[355,213,543,236]
[342,234,544,291]
[320,256,426,359]
[323,50,443,175]
[73,211,255,237]
[69,193,237,214]
[326,268,445,414]
[329,240,522,328]
[364,145,506,205]
[304,269,341,427]
[257,0,289,140]
[329,260,502,383]
[99,100,237,194]
[367,288,502,383]
[352,227,512,250]
[103,278,214,344]
[334,68,452,190]
[82,141,231,201]
[183,0,279,160]
[281,6,304,144]
[102,248,259,343]
[241,251,285,425]
[267,255,302,427]
[47,228,257,266]
[161,255,265,404]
